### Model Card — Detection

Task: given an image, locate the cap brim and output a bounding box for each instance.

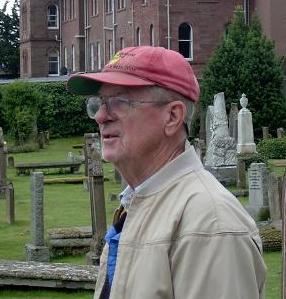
[67,72,155,95]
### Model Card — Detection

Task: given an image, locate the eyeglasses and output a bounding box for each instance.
[86,96,172,119]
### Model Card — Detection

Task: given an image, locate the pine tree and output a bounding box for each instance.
[200,6,286,130]
[0,0,20,77]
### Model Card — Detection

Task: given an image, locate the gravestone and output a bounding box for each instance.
[37,131,45,149]
[262,127,269,139]
[268,172,282,221]
[204,93,236,184]
[25,172,50,262]
[6,183,15,225]
[7,156,14,168]
[237,94,256,154]
[84,133,107,266]
[0,127,7,199]
[228,102,238,143]
[277,128,285,138]
[205,105,214,149]
[247,163,269,219]
[236,159,246,190]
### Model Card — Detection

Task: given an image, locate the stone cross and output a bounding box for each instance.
[25,172,50,262]
[247,163,269,219]
[237,94,256,154]
[84,133,107,265]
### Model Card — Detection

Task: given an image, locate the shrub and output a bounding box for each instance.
[2,81,40,145]
[33,82,95,137]
[257,137,286,160]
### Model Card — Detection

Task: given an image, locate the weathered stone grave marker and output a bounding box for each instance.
[229,102,238,143]
[84,133,107,265]
[277,127,285,138]
[25,172,50,262]
[247,163,269,219]
[268,172,282,221]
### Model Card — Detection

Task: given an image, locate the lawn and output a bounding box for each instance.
[0,137,282,298]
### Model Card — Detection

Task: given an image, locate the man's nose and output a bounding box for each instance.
[94,104,112,124]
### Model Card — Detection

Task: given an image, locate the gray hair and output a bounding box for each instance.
[148,86,195,135]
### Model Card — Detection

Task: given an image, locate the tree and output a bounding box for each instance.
[200,6,286,131]
[0,0,20,77]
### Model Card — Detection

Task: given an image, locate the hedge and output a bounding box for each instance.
[257,137,286,160]
[0,81,96,138]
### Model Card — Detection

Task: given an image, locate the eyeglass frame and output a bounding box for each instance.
[86,95,174,119]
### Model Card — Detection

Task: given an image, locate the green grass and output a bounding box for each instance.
[0,138,283,298]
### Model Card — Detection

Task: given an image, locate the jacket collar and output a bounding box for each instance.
[134,142,203,197]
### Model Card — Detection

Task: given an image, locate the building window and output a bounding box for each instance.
[90,44,95,70]
[120,37,124,49]
[118,0,125,9]
[150,24,154,46]
[178,23,193,61]
[92,0,98,16]
[136,27,141,46]
[97,42,102,70]
[72,45,76,71]
[108,40,113,60]
[105,0,112,12]
[48,51,59,75]
[48,5,58,28]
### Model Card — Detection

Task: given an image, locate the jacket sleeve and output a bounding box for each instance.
[169,233,266,299]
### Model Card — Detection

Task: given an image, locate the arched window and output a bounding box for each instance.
[149,24,154,46]
[48,5,58,28]
[48,50,59,75]
[178,23,193,61]
[136,27,141,46]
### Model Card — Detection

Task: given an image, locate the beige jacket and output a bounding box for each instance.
[94,145,266,299]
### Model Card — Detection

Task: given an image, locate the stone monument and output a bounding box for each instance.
[237,94,256,154]
[228,102,238,143]
[246,163,269,219]
[25,172,50,262]
[204,92,237,184]
[205,105,214,149]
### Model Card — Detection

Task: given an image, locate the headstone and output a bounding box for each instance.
[262,127,269,139]
[268,172,282,221]
[0,128,7,199]
[37,131,45,149]
[6,183,15,224]
[228,102,238,143]
[277,128,285,138]
[44,130,50,145]
[7,156,14,168]
[84,133,107,266]
[236,159,246,190]
[247,163,269,219]
[237,94,257,154]
[25,172,50,262]
[205,105,214,149]
[204,92,236,167]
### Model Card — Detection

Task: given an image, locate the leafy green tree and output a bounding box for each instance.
[2,81,41,145]
[200,7,286,131]
[0,0,20,76]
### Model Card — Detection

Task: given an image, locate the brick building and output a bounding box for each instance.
[19,0,286,78]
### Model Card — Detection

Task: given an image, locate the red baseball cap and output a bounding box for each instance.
[67,46,200,102]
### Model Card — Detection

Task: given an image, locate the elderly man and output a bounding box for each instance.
[67,46,266,299]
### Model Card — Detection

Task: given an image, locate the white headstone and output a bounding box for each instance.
[237,94,256,154]
[247,163,269,218]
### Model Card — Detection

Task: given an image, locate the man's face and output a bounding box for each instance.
[94,84,168,169]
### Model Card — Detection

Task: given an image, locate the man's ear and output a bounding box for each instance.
[164,101,186,136]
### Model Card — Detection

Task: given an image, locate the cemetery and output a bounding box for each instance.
[0,8,285,298]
